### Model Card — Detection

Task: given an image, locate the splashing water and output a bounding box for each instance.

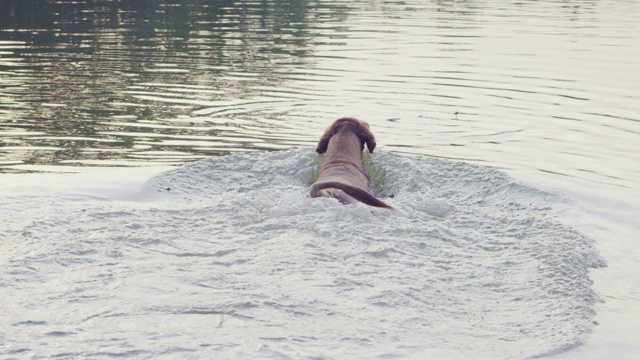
[1,149,605,359]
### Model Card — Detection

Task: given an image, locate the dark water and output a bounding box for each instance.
[1,0,338,166]
[1,0,637,184]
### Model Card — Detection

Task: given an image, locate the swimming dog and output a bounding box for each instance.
[310,118,393,210]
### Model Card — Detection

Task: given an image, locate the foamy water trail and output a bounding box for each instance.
[1,149,604,359]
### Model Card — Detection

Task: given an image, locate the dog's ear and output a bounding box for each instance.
[357,122,377,153]
[364,137,376,153]
[316,126,334,154]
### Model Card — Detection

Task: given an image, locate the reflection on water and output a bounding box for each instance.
[0,0,341,166]
[0,0,639,194]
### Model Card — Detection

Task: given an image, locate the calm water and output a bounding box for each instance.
[1,0,639,359]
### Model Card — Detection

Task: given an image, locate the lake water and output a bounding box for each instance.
[1,1,638,359]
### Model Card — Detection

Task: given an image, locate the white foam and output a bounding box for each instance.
[0,150,605,359]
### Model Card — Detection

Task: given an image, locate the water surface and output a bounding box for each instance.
[1,1,639,359]
[1,150,606,358]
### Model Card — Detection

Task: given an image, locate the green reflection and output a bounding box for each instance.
[0,0,346,169]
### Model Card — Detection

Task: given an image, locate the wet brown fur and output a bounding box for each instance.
[310,118,393,210]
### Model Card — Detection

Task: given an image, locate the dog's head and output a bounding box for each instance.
[316,117,377,154]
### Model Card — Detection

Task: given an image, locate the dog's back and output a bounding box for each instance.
[310,118,393,210]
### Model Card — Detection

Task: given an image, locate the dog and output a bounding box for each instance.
[310,118,393,210]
